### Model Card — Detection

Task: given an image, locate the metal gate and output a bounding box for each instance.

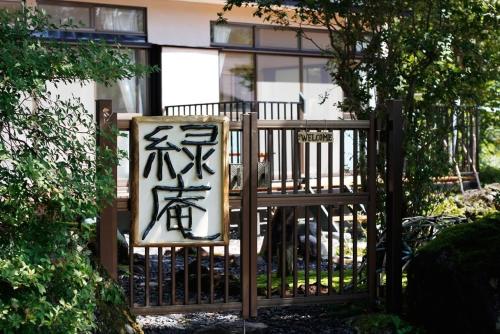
[96,100,399,318]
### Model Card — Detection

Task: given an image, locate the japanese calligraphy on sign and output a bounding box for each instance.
[131,116,229,246]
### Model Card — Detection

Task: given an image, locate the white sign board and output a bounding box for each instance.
[131,116,229,246]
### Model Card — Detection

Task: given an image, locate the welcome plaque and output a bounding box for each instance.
[131,116,229,247]
[297,131,334,143]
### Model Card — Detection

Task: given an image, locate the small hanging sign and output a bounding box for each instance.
[298,131,334,143]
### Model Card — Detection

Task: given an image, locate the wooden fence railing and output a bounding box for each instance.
[96,99,406,317]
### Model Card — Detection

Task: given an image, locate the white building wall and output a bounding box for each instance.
[161,48,219,106]
[61,0,267,47]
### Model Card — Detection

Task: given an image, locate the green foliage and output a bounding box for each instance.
[407,212,500,333]
[429,195,465,216]
[0,233,99,333]
[480,164,500,185]
[220,0,499,216]
[0,6,152,333]
[430,184,499,218]
[417,211,500,266]
[351,313,421,334]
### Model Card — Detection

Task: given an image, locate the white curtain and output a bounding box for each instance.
[213,25,232,44]
[95,7,142,32]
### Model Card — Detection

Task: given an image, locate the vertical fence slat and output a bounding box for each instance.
[328,140,333,193]
[224,244,229,303]
[339,205,344,294]
[145,247,150,306]
[317,139,321,193]
[281,207,287,298]
[158,247,163,306]
[184,248,189,305]
[327,205,333,295]
[129,243,134,307]
[353,130,358,193]
[210,246,214,304]
[293,207,298,297]
[197,247,202,304]
[340,130,345,193]
[267,206,272,299]
[316,205,321,296]
[305,205,310,297]
[293,129,299,193]
[367,114,377,304]
[352,205,358,291]
[171,247,176,305]
[281,129,287,193]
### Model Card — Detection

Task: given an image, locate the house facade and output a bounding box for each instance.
[2,0,349,180]
[2,0,343,119]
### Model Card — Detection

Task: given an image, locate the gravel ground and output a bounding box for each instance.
[137,304,358,333]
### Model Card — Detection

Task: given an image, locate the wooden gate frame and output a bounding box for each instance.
[96,99,404,317]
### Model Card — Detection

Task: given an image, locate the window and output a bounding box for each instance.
[257,55,300,102]
[95,49,149,114]
[95,6,145,33]
[211,22,333,53]
[301,31,331,51]
[37,1,150,115]
[41,3,91,28]
[0,0,21,11]
[38,1,146,35]
[219,53,254,102]
[212,24,253,47]
[256,27,298,50]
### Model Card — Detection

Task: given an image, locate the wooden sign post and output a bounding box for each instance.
[131,116,229,247]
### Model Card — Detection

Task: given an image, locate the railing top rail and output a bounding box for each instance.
[116,115,370,131]
[257,119,370,129]
[164,100,303,109]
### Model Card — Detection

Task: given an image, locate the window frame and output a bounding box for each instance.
[211,21,367,58]
[37,0,147,36]
[210,21,255,49]
[211,21,335,55]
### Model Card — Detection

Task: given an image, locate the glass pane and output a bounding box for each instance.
[219,52,254,102]
[356,35,372,53]
[302,57,342,117]
[96,49,148,114]
[212,24,253,46]
[257,55,300,102]
[0,1,21,12]
[301,31,331,51]
[256,27,298,49]
[39,4,91,28]
[95,7,145,33]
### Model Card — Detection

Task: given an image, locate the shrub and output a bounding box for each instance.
[406,212,500,333]
[0,6,152,333]
[351,313,421,334]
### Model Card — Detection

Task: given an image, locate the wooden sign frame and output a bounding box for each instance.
[130,116,229,247]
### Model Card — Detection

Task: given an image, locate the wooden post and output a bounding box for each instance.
[385,100,403,314]
[367,112,377,305]
[249,112,258,318]
[96,100,118,280]
[241,113,259,318]
[241,113,251,319]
